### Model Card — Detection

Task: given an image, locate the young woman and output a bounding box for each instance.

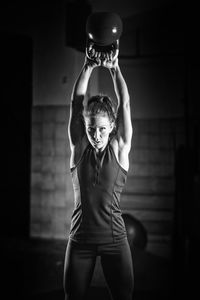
[63,48,133,300]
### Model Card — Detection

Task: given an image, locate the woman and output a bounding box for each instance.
[63,48,133,300]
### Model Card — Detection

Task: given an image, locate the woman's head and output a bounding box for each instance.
[83,95,116,151]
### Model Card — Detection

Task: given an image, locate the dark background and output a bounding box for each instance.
[0,1,199,299]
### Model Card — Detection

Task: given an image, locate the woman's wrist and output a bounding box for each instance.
[81,61,96,78]
[110,63,120,76]
[84,61,93,71]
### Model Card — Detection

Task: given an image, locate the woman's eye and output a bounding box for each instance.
[87,127,94,133]
[100,127,106,132]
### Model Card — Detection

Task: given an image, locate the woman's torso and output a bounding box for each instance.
[69,141,128,243]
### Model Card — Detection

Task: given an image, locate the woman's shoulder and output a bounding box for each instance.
[110,137,130,172]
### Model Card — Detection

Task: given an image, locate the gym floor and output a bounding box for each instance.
[2,237,174,300]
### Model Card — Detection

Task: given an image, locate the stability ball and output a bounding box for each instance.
[86,12,123,46]
[122,213,148,250]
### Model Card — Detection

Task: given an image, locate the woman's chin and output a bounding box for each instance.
[92,141,104,150]
[94,143,102,149]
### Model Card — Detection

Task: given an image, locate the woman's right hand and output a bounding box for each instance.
[84,55,101,69]
[85,42,102,69]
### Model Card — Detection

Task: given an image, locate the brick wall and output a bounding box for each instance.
[121,118,185,258]
[31,105,185,257]
[31,105,73,239]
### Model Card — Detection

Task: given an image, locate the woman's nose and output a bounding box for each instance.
[94,129,100,140]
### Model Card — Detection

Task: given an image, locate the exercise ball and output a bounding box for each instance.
[86,12,123,46]
[122,213,148,250]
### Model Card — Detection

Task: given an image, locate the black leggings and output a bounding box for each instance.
[63,238,134,300]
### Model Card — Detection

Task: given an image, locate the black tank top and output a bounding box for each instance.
[69,142,127,243]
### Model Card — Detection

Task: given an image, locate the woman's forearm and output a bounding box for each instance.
[109,61,132,146]
[109,64,130,107]
[71,62,94,100]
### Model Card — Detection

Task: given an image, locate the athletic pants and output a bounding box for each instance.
[63,238,134,300]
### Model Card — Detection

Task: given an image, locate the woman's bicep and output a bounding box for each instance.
[117,99,133,148]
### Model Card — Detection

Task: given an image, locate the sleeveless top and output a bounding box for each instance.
[69,142,127,243]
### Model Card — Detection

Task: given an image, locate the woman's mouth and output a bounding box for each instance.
[93,141,102,146]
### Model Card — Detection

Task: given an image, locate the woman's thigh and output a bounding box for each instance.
[63,240,97,300]
[100,239,134,300]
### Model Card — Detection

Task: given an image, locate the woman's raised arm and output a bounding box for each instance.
[68,58,98,149]
[109,59,133,152]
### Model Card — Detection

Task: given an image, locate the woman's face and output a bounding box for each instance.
[84,113,114,151]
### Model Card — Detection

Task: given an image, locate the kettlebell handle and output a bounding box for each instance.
[86,39,119,64]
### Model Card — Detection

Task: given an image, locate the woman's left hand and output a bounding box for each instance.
[101,51,119,69]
